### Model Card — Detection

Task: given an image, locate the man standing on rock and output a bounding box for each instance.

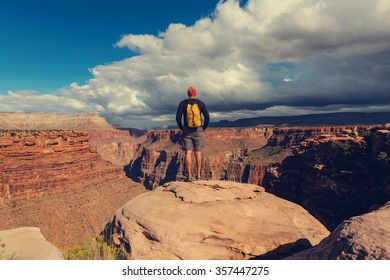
[176,86,210,182]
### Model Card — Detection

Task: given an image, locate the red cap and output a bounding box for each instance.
[187,86,197,97]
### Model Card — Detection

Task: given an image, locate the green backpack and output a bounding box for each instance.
[186,103,202,128]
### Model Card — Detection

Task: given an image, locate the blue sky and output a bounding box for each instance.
[0,0,219,93]
[1,0,390,128]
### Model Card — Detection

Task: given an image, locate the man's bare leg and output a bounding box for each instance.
[185,150,193,179]
[195,151,202,179]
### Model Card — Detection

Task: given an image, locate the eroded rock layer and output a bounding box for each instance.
[127,126,379,189]
[0,130,146,248]
[263,127,390,230]
[0,130,122,203]
[88,129,146,167]
[127,128,277,189]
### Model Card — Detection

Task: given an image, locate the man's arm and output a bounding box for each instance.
[176,101,184,130]
[201,102,210,130]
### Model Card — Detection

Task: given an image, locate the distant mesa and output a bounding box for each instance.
[0,112,115,130]
[104,180,329,260]
[209,112,390,127]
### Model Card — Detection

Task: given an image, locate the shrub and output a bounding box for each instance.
[358,129,371,138]
[377,151,389,166]
[331,141,352,156]
[65,235,121,260]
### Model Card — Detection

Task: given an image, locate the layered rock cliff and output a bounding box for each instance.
[263,126,390,230]
[0,112,146,168]
[0,130,122,203]
[126,126,376,189]
[127,128,276,189]
[0,129,146,248]
[88,129,146,167]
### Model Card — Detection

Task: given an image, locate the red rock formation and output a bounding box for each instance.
[0,112,145,169]
[0,129,146,248]
[262,126,390,230]
[0,131,121,203]
[127,128,274,189]
[88,129,146,166]
[127,126,380,190]
[267,125,374,147]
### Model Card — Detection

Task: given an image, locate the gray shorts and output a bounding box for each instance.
[182,127,204,151]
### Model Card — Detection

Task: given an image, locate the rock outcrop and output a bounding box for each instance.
[287,202,390,260]
[104,180,329,260]
[0,227,64,260]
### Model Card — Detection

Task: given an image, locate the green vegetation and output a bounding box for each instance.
[331,141,352,156]
[386,133,390,145]
[0,129,71,138]
[377,151,389,166]
[358,129,371,138]
[64,235,122,260]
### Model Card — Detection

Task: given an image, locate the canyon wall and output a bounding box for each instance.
[88,129,146,167]
[263,126,390,230]
[0,129,145,248]
[126,128,277,189]
[0,130,120,203]
[126,126,375,189]
[0,112,145,171]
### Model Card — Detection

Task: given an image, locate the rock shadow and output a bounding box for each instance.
[250,238,312,260]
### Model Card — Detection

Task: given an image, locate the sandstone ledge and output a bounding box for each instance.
[105,180,329,260]
[163,180,264,203]
[0,227,64,260]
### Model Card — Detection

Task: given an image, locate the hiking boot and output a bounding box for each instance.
[184,177,194,182]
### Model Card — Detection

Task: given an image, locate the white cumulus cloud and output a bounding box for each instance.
[1,0,390,127]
